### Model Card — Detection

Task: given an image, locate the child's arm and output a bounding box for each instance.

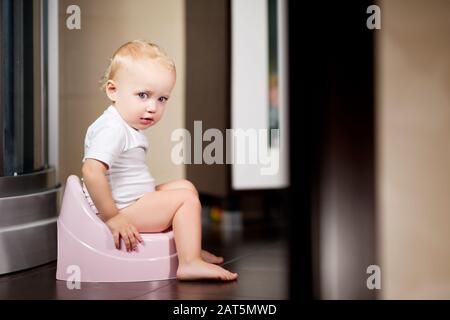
[82,159,118,220]
[82,159,143,251]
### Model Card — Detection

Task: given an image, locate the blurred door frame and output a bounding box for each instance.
[288,0,376,300]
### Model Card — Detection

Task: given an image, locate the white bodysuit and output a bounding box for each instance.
[82,105,156,211]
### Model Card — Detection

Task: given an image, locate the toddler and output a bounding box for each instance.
[82,40,238,281]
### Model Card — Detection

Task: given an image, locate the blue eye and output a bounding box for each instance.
[138,92,148,99]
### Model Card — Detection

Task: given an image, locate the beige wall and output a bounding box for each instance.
[377,0,450,299]
[59,0,185,186]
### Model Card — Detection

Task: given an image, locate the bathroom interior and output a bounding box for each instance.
[0,0,449,300]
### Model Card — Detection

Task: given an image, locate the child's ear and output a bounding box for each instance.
[105,80,118,102]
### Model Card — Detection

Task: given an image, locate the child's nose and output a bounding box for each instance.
[146,100,156,112]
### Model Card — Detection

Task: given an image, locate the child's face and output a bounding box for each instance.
[106,58,176,130]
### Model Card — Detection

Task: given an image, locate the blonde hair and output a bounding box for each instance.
[99,40,175,91]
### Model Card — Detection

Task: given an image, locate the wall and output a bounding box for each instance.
[185,0,230,197]
[59,0,185,186]
[377,0,450,299]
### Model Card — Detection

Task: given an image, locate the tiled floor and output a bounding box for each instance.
[0,223,289,300]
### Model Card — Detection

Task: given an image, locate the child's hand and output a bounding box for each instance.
[105,214,143,251]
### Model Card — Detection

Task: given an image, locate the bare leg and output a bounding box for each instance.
[120,188,237,281]
[201,250,224,264]
[156,179,224,264]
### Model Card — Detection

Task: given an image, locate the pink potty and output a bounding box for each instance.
[56,175,178,282]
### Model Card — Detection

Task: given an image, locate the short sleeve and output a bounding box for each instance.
[83,124,126,169]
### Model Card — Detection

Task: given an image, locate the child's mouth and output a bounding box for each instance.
[140,118,153,125]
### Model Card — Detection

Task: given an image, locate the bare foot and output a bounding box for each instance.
[201,249,224,264]
[177,259,238,281]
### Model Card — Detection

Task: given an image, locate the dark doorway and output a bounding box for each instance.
[288,0,376,299]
